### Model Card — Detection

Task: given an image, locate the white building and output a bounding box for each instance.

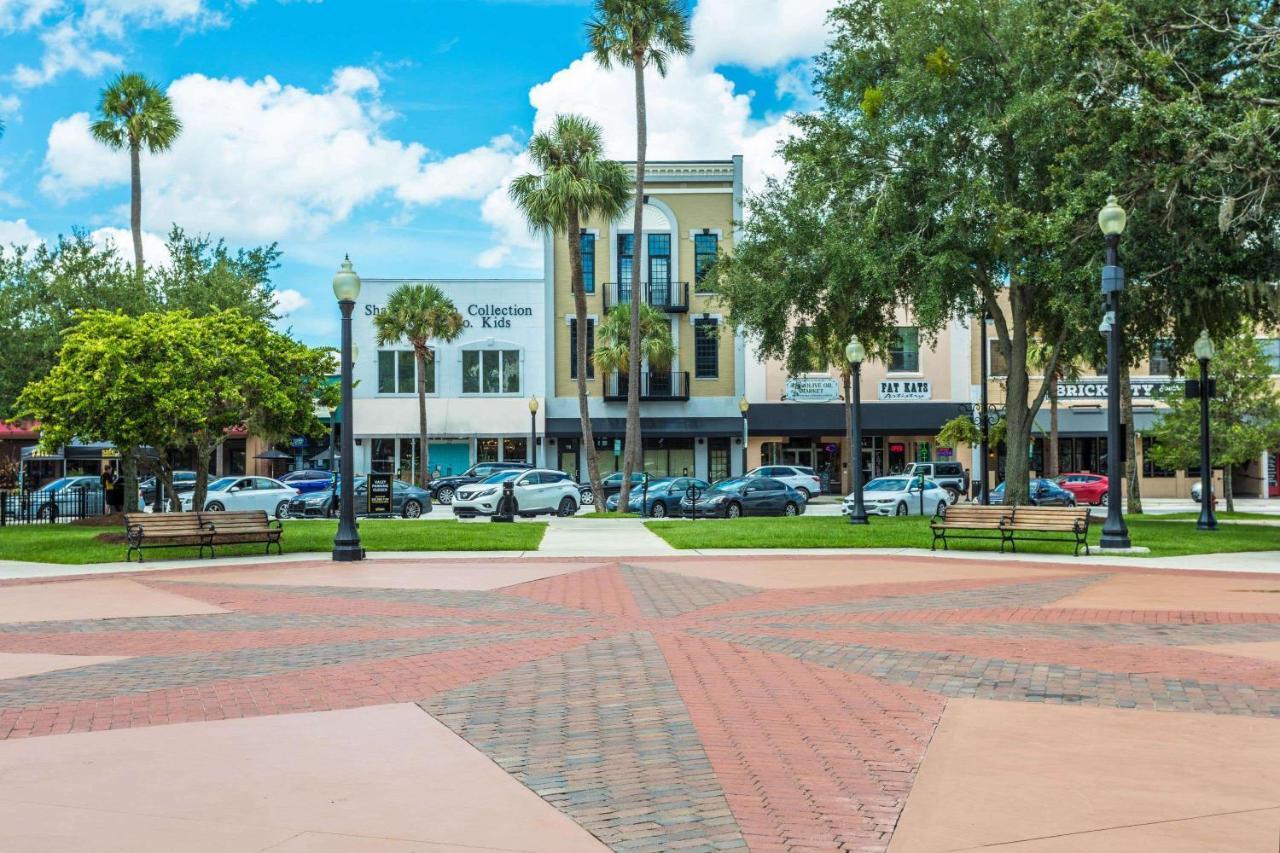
[348,278,545,479]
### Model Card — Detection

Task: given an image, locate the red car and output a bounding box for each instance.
[1056,473,1110,506]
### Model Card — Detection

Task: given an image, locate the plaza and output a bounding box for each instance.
[0,550,1277,851]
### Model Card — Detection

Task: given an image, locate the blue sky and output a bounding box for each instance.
[0,0,833,344]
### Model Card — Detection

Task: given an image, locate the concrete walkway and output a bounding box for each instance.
[537,516,677,557]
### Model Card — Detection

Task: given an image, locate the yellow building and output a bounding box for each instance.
[541,158,747,482]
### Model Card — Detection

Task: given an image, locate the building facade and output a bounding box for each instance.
[347,278,546,480]
[541,159,748,483]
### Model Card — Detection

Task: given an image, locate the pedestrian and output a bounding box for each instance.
[101,464,119,514]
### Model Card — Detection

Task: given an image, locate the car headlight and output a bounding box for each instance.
[475,487,497,497]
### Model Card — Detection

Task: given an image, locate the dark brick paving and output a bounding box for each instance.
[2,561,1278,852]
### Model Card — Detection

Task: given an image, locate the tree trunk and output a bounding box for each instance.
[566,208,607,513]
[1000,290,1032,506]
[416,347,430,487]
[1048,378,1059,478]
[842,370,853,494]
[1224,462,1235,512]
[192,438,215,511]
[620,54,647,510]
[129,143,144,273]
[121,447,139,513]
[1121,360,1142,514]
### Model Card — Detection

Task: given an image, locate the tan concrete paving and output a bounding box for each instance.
[0,703,605,853]
[169,558,605,591]
[1187,640,1280,663]
[951,808,1280,852]
[0,653,129,680]
[0,578,226,624]
[889,699,1280,853]
[1052,571,1280,614]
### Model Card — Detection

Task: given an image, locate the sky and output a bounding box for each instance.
[0,0,836,345]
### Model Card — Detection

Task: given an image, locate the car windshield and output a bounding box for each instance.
[39,477,75,492]
[865,478,909,492]
[708,478,748,493]
[207,477,238,492]
[481,471,523,485]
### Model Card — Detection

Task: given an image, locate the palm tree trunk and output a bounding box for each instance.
[620,55,647,509]
[567,209,607,513]
[416,348,430,487]
[129,142,144,273]
[1224,462,1235,512]
[1121,359,1142,513]
[1048,378,1059,478]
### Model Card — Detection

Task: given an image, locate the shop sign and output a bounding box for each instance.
[1056,379,1181,400]
[367,472,393,516]
[365,300,535,330]
[784,375,840,402]
[879,380,931,400]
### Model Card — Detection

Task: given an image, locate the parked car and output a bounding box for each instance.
[429,461,532,505]
[451,468,581,518]
[287,476,431,519]
[843,476,951,517]
[181,476,300,518]
[990,478,1077,507]
[3,476,104,521]
[595,471,654,502]
[1056,473,1109,506]
[745,465,822,501]
[279,469,336,494]
[605,477,710,517]
[140,470,197,506]
[679,476,806,519]
[903,461,969,503]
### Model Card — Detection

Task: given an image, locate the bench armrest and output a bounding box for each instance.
[1073,518,1088,534]
[126,524,145,544]
[268,518,283,530]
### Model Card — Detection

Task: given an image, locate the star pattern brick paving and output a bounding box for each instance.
[1,560,1278,852]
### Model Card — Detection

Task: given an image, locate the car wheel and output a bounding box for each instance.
[275,501,290,520]
[796,487,811,501]
[206,501,224,512]
[556,497,577,517]
[402,499,423,519]
[36,505,55,522]
[895,502,908,516]
[435,486,454,505]
[783,502,798,517]
[650,502,667,518]
[326,503,336,519]
[725,502,742,519]
[937,500,947,516]
[580,488,594,506]
[1100,492,1109,506]
[1068,497,1076,507]
[944,487,960,504]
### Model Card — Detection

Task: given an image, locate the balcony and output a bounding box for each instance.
[601,281,690,313]
[603,371,691,402]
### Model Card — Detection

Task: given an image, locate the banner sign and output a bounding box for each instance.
[879,380,931,400]
[367,472,393,516]
[1056,379,1182,400]
[784,375,841,402]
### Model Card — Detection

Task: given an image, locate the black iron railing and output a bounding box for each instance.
[603,371,690,402]
[0,487,104,526]
[601,281,689,313]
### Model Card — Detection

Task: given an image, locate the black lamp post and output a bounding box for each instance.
[980,311,991,504]
[738,395,749,474]
[1097,196,1130,550]
[331,256,365,562]
[845,336,869,525]
[528,394,539,465]
[1194,329,1218,531]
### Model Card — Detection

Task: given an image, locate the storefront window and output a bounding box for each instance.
[558,438,579,480]
[642,437,694,477]
[463,350,521,395]
[503,437,528,463]
[378,351,434,394]
[371,438,395,474]
[708,437,730,483]
[397,438,418,483]
[1142,436,1175,477]
[477,438,499,462]
[595,437,621,475]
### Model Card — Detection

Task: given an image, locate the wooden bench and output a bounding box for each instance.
[198,510,283,557]
[125,512,214,563]
[930,505,1011,551]
[1000,506,1092,556]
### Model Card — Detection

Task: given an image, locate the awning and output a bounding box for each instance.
[744,402,958,437]
[1032,406,1163,436]
[545,417,746,438]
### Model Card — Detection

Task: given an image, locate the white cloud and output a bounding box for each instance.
[0,217,42,249]
[11,21,121,87]
[273,287,308,315]
[0,93,19,114]
[397,135,521,205]
[88,226,171,267]
[690,0,835,71]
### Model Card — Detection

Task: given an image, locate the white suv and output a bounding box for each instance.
[451,469,581,518]
[745,465,822,500]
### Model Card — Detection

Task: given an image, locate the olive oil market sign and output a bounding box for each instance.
[784,375,841,402]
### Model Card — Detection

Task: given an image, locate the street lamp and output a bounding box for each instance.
[331,256,364,562]
[980,311,992,504]
[1194,329,1218,531]
[845,336,869,525]
[1097,196,1130,550]
[528,394,539,465]
[738,395,749,474]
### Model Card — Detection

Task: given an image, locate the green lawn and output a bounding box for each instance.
[645,515,1280,557]
[0,519,546,565]
[1146,511,1279,522]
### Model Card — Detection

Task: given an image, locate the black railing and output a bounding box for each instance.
[601,281,690,313]
[603,371,691,402]
[0,487,104,526]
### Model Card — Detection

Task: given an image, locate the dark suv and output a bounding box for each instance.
[903,461,968,503]
[428,461,532,505]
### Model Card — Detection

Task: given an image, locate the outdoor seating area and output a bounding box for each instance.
[125,510,282,562]
[930,504,1092,556]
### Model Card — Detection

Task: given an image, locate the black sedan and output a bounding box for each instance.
[605,477,710,517]
[679,477,807,519]
[990,478,1077,506]
[429,462,532,505]
[287,477,433,518]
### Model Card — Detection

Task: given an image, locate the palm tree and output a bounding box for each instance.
[509,114,630,513]
[588,0,692,506]
[373,284,465,487]
[593,301,676,392]
[90,73,182,274]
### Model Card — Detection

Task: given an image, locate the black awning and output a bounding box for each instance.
[745,402,958,437]
[546,417,745,438]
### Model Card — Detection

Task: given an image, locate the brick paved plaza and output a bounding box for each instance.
[0,556,1277,851]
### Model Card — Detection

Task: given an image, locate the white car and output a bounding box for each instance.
[181,476,300,518]
[451,468,581,518]
[843,476,951,517]
[745,465,822,500]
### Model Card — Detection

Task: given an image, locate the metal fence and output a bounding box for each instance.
[0,488,105,525]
